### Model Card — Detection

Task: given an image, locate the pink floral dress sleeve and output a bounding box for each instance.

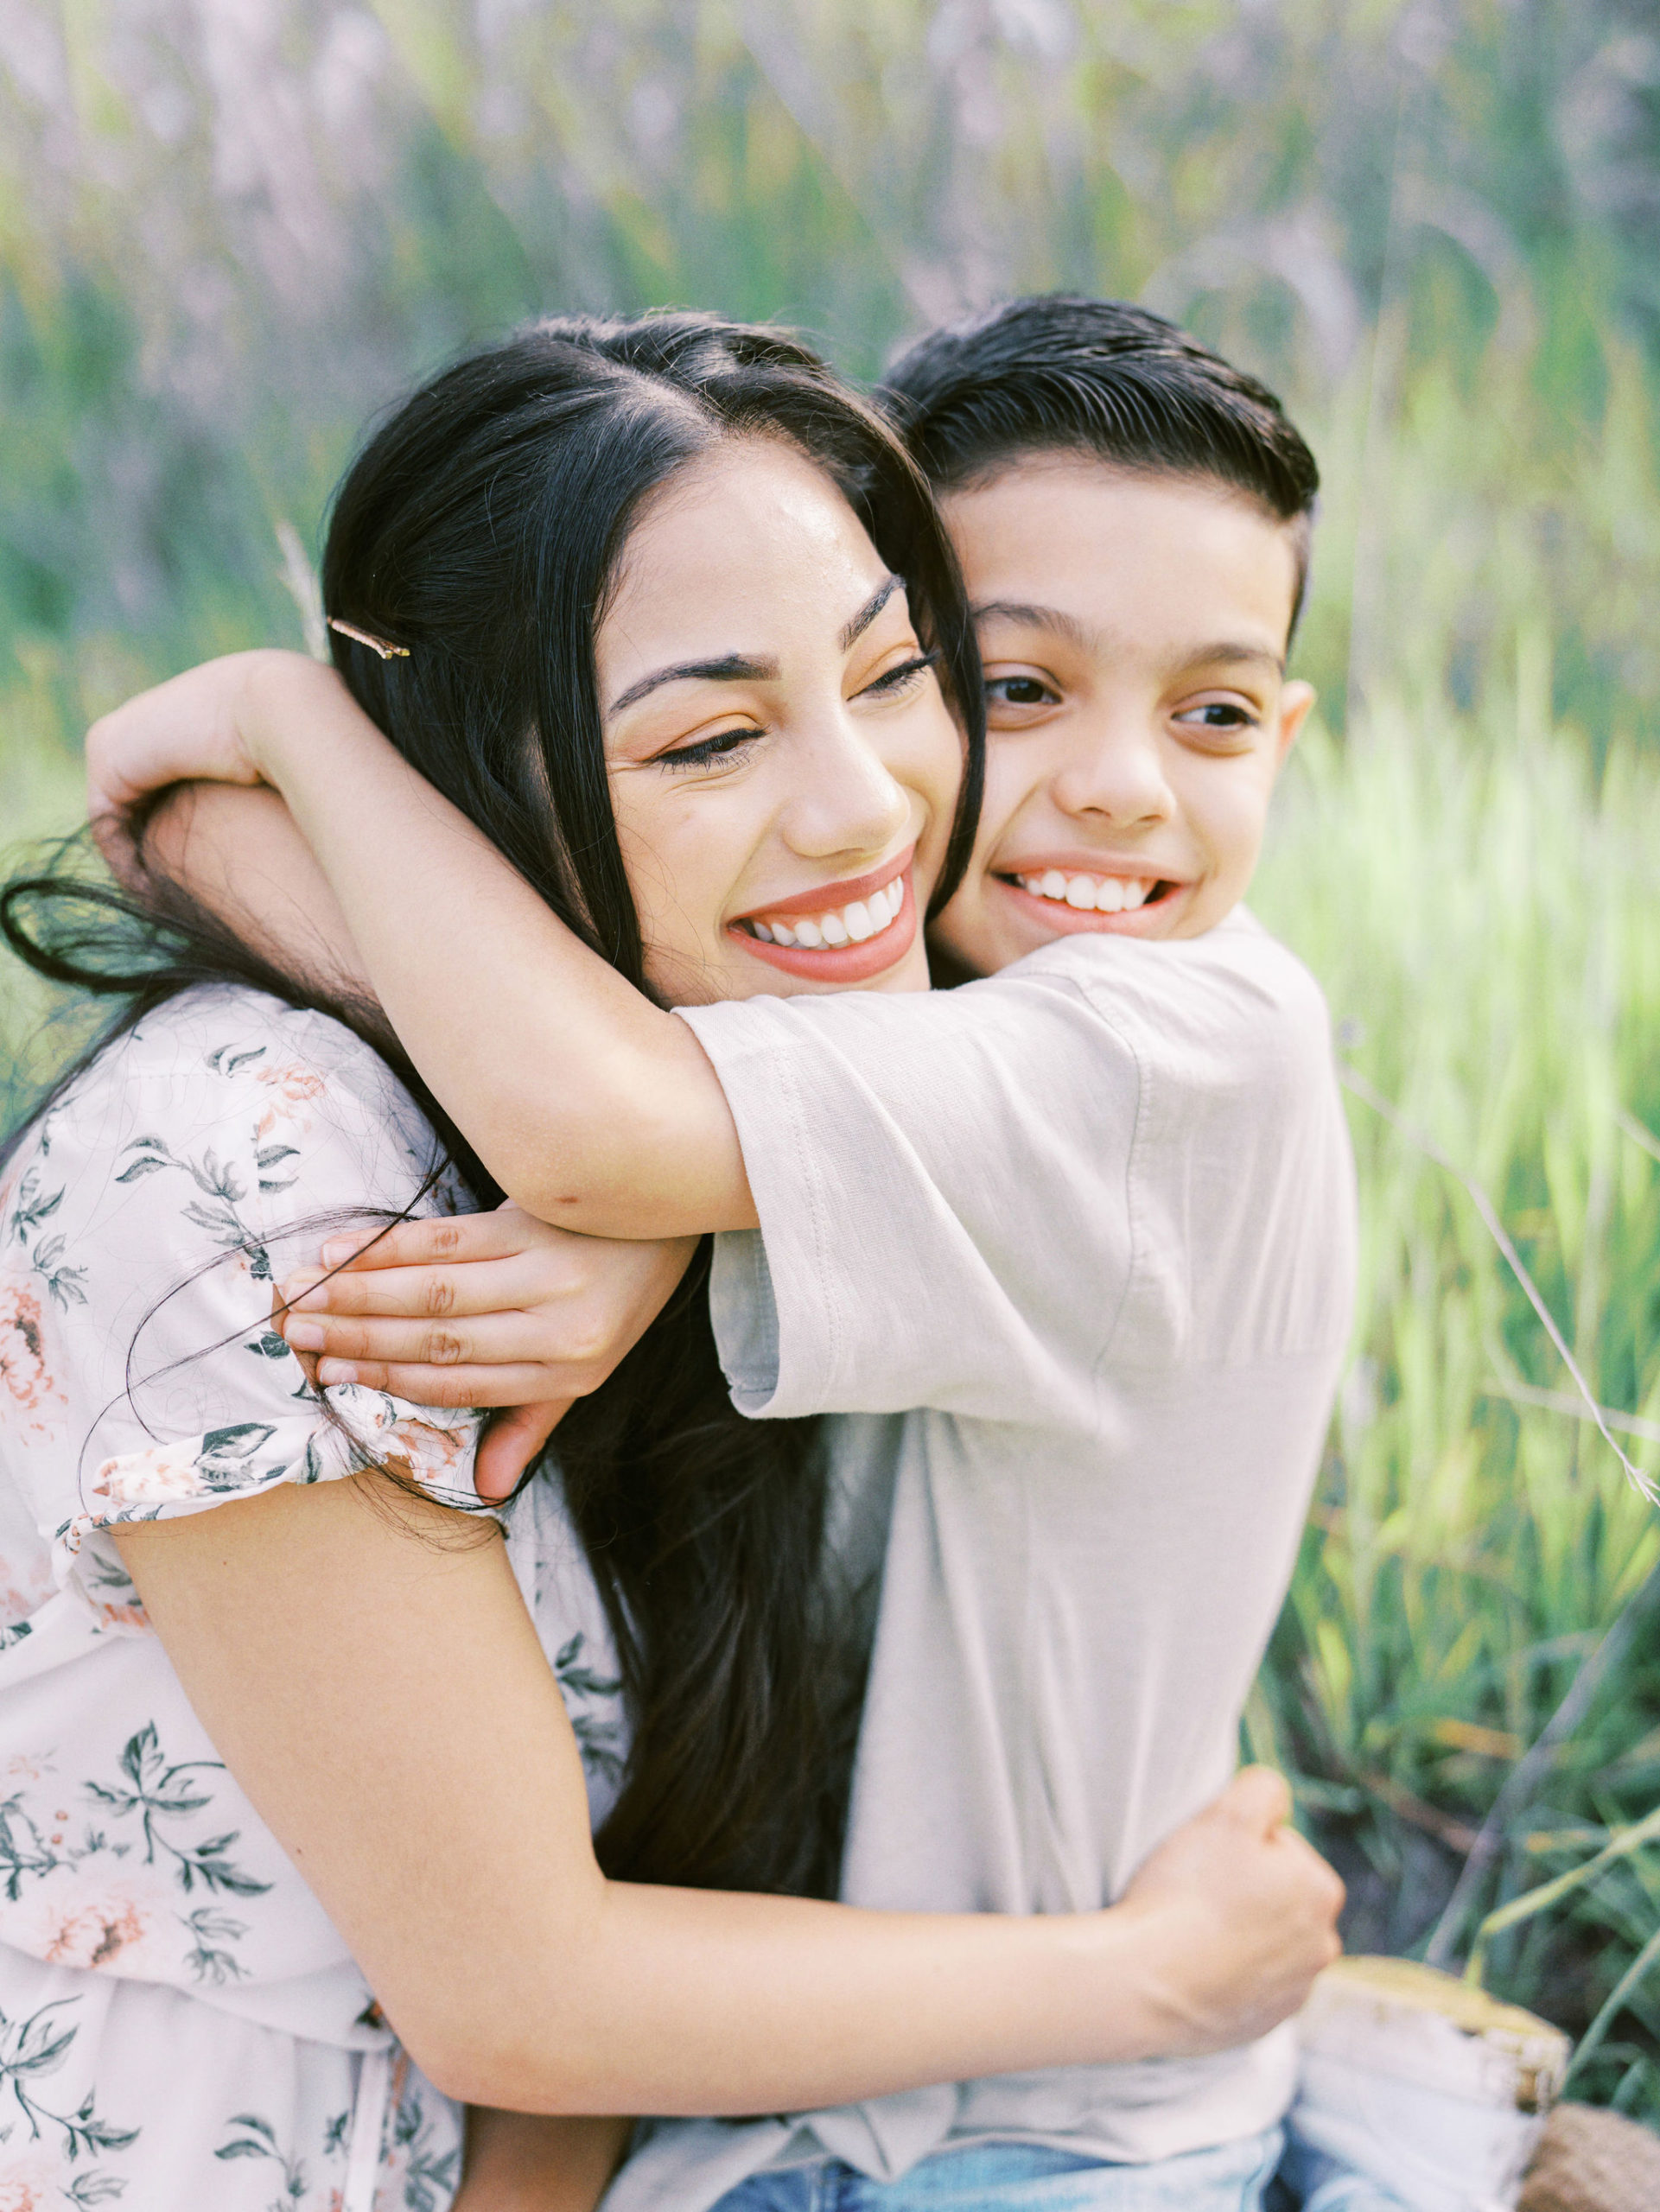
[0,983,497,2211]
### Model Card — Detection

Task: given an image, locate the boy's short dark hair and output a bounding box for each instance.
[881,295,1320,634]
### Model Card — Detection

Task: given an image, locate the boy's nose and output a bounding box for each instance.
[1052,725,1174,827]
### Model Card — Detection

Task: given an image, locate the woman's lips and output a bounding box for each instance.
[729,868,917,982]
[995,871,1193,937]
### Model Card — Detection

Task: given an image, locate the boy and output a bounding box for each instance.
[272,300,1364,2209]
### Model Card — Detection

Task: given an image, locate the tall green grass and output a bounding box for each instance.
[1253,709,1660,2117]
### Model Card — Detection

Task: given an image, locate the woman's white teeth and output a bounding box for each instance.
[1020,872,1153,913]
[748,876,904,952]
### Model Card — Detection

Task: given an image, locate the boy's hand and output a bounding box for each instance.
[277,1205,699,1501]
[1117,1767,1345,2055]
[85,648,334,868]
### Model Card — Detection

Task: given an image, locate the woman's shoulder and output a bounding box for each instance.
[14,984,454,1243]
[84,982,393,1097]
[53,984,434,1166]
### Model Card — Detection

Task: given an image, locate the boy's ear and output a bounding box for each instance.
[1275,680,1316,766]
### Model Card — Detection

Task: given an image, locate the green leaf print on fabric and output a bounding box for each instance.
[253,1144,301,1195]
[5,1164,89,1310]
[64,2171,130,2203]
[195,1425,281,1493]
[205,1046,269,1080]
[30,1234,88,1310]
[0,1793,91,1902]
[214,2110,312,2205]
[0,1994,138,2162]
[180,1906,251,1986]
[113,1136,274,1281]
[552,1631,626,1786]
[7,1166,64,1244]
[391,2082,462,2212]
[85,1725,272,1899]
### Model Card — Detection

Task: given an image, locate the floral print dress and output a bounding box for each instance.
[0,987,628,2212]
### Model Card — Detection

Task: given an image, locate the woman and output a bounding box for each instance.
[0,315,1341,2210]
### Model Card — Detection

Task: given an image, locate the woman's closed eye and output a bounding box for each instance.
[655,724,766,774]
[855,650,938,705]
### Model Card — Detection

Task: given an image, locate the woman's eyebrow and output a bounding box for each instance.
[840,573,904,651]
[608,575,904,712]
[608,652,780,714]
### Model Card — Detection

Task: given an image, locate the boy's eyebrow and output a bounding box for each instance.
[974,601,1286,678]
[1186,639,1287,677]
[609,652,780,714]
[973,601,1100,653]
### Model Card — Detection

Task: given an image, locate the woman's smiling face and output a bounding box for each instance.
[597,437,963,1007]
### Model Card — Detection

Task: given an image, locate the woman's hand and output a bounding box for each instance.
[1116,1767,1345,2054]
[277,1205,700,1500]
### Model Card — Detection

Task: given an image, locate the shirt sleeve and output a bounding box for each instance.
[0,993,481,1629]
[674,917,1344,1425]
[677,953,1142,1427]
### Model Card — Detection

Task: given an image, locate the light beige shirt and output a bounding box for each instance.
[610,911,1356,2207]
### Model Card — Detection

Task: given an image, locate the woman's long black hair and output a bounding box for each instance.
[2,311,985,1900]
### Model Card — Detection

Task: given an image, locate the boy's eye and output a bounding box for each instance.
[987,676,1059,709]
[1173,700,1261,738]
[658,726,762,773]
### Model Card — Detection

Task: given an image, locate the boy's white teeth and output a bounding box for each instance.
[748,876,904,952]
[1019,872,1154,913]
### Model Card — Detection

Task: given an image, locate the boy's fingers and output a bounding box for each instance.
[311,1358,557,1406]
[285,1312,555,1367]
[318,1212,532,1273]
[283,1309,575,1362]
[1215,1766,1293,1836]
[281,1261,534,1321]
[474,1403,570,1504]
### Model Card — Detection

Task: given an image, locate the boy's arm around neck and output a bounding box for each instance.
[141,779,372,1007]
[92,650,754,1238]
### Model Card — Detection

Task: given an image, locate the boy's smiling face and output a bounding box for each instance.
[930,455,1314,979]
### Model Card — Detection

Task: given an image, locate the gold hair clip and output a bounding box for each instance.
[328,616,410,660]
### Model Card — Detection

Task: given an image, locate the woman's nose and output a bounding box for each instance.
[785,712,913,861]
[1051,721,1174,828]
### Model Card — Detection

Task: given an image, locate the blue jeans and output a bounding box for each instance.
[711,2129,1285,2211]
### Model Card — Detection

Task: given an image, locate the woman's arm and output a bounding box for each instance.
[454,2111,629,2212]
[113,1473,1340,2116]
[89,651,748,1237]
